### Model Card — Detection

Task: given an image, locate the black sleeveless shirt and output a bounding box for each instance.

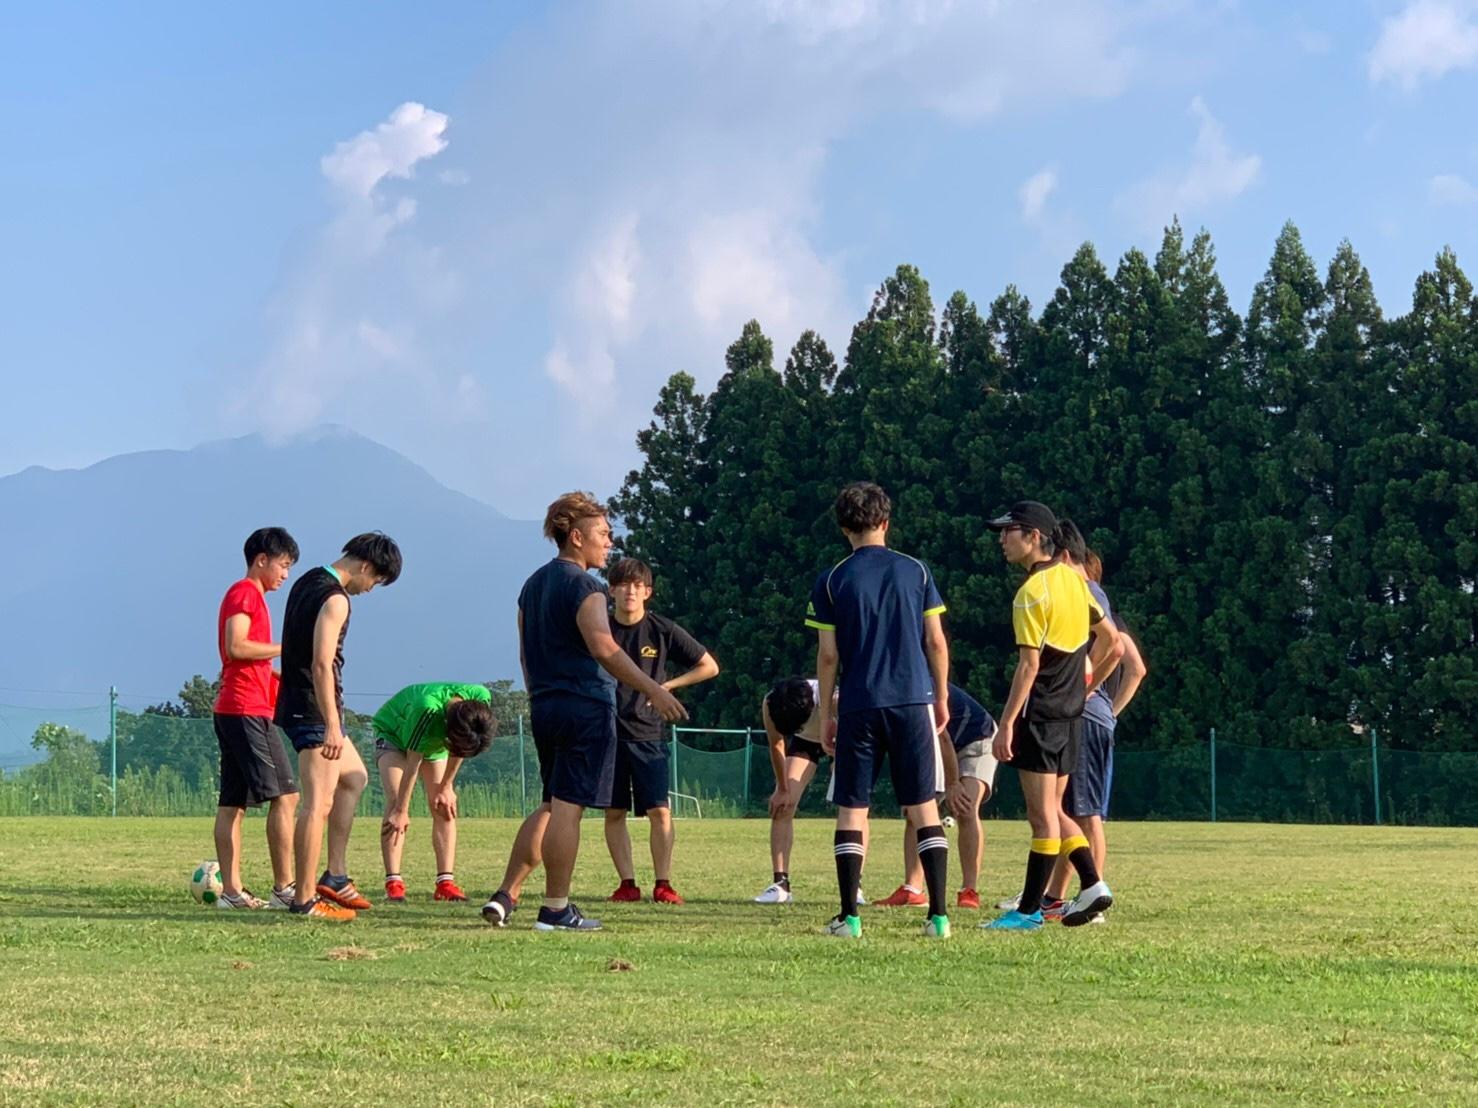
[273,566,350,728]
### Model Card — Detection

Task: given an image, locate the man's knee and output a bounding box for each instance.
[647,806,672,827]
[340,768,369,795]
[604,808,627,824]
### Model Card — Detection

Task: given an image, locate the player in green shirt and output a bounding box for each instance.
[372,682,496,903]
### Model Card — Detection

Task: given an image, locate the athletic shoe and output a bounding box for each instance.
[289,896,356,921]
[481,891,516,927]
[1062,880,1113,927]
[317,873,372,911]
[995,893,1021,911]
[753,882,792,904]
[956,888,981,910]
[874,885,927,908]
[1041,896,1068,922]
[921,914,951,939]
[982,909,1043,932]
[608,883,642,903]
[652,884,684,905]
[823,914,862,938]
[433,879,468,902]
[856,888,868,906]
[533,902,602,931]
[216,889,266,910]
[267,884,296,910]
[1086,911,1107,925]
[384,878,407,904]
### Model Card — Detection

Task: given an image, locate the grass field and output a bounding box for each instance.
[1,817,1476,1106]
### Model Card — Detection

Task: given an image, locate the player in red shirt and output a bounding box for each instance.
[211,527,301,909]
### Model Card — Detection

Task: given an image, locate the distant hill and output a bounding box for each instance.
[0,427,549,761]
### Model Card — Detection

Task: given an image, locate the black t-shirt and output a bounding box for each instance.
[610,612,707,741]
[274,566,350,728]
[518,558,616,705]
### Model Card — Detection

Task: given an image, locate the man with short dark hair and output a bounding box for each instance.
[984,502,1121,931]
[211,527,301,910]
[604,557,718,906]
[372,682,498,904]
[480,493,687,932]
[809,482,953,939]
[275,531,403,921]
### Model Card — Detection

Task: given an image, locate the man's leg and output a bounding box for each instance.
[214,806,245,896]
[293,745,340,904]
[1085,813,1106,875]
[769,758,817,879]
[266,793,297,892]
[648,806,675,882]
[901,820,923,891]
[957,779,986,890]
[1056,775,1110,924]
[418,759,463,898]
[542,798,584,899]
[834,805,869,921]
[324,741,369,879]
[497,804,550,902]
[1012,769,1062,918]
[378,750,409,882]
[605,809,636,880]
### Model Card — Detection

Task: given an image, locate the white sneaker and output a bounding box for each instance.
[823,914,862,938]
[753,882,792,904]
[856,888,868,906]
[217,889,266,910]
[266,884,296,910]
[995,893,1021,911]
[1062,880,1113,927]
[1086,911,1106,925]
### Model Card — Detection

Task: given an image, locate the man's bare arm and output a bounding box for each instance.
[575,594,687,722]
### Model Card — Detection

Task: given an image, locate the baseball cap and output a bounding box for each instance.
[986,500,1057,536]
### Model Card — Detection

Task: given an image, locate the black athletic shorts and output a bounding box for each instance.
[1009,716,1081,775]
[530,693,618,809]
[609,738,670,815]
[784,734,826,764]
[214,713,298,808]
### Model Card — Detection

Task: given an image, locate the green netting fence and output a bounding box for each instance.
[2,710,1476,825]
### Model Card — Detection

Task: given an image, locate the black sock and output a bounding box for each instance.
[1062,835,1100,888]
[916,824,949,917]
[773,871,790,889]
[1019,838,1061,916]
[385,872,401,882]
[619,877,638,889]
[654,879,672,889]
[834,830,864,918]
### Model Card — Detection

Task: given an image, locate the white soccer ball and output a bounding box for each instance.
[941,815,956,829]
[191,860,223,905]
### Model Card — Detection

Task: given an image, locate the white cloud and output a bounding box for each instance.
[1369,1,1478,89]
[321,102,449,198]
[1019,168,1058,222]
[1430,172,1478,203]
[1116,97,1261,232]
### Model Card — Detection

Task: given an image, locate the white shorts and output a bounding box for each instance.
[955,726,999,793]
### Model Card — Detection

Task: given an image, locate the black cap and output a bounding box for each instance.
[987,500,1057,535]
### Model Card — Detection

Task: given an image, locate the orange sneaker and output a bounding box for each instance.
[385,878,406,903]
[652,883,684,905]
[289,896,356,921]
[433,879,468,902]
[956,887,981,910]
[875,884,927,907]
[317,873,372,910]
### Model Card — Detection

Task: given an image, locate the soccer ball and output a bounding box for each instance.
[191,860,223,905]
[941,815,956,829]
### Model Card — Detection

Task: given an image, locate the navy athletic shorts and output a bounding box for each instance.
[609,738,670,815]
[1064,716,1115,818]
[530,693,618,809]
[830,703,942,809]
[784,734,826,764]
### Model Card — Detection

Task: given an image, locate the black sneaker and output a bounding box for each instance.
[533,901,602,931]
[481,891,517,928]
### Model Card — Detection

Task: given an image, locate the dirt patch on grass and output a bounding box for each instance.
[325,946,378,962]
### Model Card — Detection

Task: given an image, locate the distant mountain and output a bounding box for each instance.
[0,426,549,761]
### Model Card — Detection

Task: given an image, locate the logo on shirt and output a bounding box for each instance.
[641,646,659,658]
[806,601,816,616]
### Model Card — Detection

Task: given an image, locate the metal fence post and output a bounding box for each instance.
[110,685,118,817]
[671,724,679,794]
[517,714,527,817]
[743,727,753,812]
[1209,726,1217,824]
[1371,726,1382,826]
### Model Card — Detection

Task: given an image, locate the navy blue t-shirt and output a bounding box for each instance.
[1083,580,1117,729]
[805,545,946,713]
[517,558,617,704]
[946,683,997,752]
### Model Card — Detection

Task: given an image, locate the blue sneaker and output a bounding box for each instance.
[533,902,602,931]
[982,909,1043,931]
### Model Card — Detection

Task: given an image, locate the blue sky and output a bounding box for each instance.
[4,1,1477,518]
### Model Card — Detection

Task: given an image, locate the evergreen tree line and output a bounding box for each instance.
[611,221,1476,756]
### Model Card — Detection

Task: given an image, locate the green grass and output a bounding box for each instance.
[1,818,1476,1106]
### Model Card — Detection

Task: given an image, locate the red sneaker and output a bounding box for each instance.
[384,878,407,903]
[652,884,684,905]
[874,884,928,907]
[433,879,468,902]
[956,887,981,910]
[608,882,642,902]
[1041,897,1068,921]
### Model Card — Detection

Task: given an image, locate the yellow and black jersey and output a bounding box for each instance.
[1011,559,1104,723]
